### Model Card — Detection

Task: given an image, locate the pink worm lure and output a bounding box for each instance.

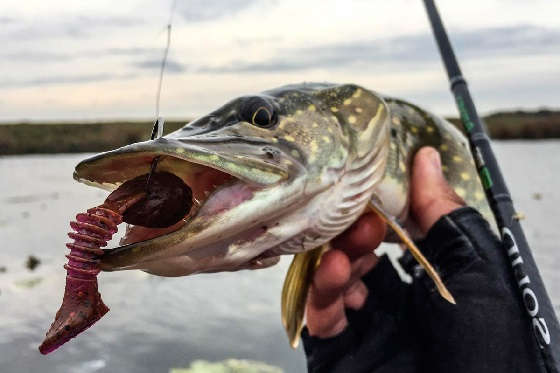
[38,199,140,355]
[39,172,192,355]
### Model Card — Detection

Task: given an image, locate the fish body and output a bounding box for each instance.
[74,82,491,275]
[73,82,493,346]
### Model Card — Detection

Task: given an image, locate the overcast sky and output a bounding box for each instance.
[1,0,559,121]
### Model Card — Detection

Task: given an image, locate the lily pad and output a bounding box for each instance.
[14,277,43,289]
[169,359,283,373]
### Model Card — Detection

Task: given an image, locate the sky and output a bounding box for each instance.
[1,0,559,121]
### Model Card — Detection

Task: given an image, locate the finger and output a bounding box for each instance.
[306,250,351,338]
[331,212,387,260]
[341,254,378,311]
[410,147,465,234]
[344,280,369,310]
[348,252,379,284]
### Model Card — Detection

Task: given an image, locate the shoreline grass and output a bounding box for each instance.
[1,110,559,155]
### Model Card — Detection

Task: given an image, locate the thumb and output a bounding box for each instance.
[410,147,466,234]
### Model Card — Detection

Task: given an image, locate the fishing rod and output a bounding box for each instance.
[423,1,560,371]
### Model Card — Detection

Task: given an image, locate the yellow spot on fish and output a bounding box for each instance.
[426,126,435,133]
[475,191,484,201]
[390,142,397,150]
[284,135,295,142]
[352,88,362,98]
[355,107,363,113]
[460,172,471,181]
[176,148,185,153]
[411,126,418,133]
[440,144,449,151]
[442,165,448,172]
[271,137,278,143]
[312,122,319,128]
[209,154,220,162]
[392,116,401,125]
[310,140,318,152]
[455,187,466,198]
[308,104,316,112]
[399,161,406,172]
[330,107,339,112]
[327,127,333,133]
[322,136,331,144]
[296,110,303,115]
[343,98,352,106]
[291,149,300,158]
[367,104,385,128]
[348,115,357,124]
[453,155,463,163]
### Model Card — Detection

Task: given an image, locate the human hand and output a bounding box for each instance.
[306,146,464,338]
[303,147,541,373]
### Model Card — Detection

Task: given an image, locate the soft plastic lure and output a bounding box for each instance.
[39,172,192,354]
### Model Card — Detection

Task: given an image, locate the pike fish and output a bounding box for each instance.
[74,83,492,347]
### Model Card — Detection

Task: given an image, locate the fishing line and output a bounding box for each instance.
[148,0,178,190]
[155,0,177,121]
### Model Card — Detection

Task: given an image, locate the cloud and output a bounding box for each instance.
[196,25,560,74]
[134,59,186,73]
[104,47,159,57]
[0,51,70,62]
[176,0,264,22]
[0,47,162,64]
[0,73,137,88]
[0,17,16,24]
[3,15,145,40]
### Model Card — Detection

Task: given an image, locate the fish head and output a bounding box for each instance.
[73,83,389,276]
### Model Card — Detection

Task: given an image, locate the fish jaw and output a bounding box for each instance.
[100,176,310,275]
[73,137,289,189]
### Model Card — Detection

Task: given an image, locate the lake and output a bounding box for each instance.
[1,141,559,373]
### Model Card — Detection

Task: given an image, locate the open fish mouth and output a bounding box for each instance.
[73,137,292,274]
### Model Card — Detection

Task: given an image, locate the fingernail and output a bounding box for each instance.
[430,148,442,172]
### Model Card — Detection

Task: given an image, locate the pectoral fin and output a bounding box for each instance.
[281,245,328,348]
[368,200,456,305]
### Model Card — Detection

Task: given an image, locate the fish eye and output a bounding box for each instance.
[240,97,277,128]
[252,106,272,127]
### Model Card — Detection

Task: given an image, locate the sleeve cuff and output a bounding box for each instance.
[301,324,358,373]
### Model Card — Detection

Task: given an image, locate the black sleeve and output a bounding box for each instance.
[302,207,544,373]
